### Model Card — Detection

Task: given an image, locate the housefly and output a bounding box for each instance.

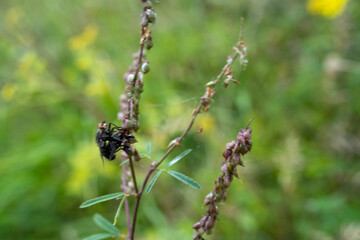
[95,122,136,164]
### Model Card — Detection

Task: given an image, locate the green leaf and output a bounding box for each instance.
[146,141,152,156]
[113,197,126,225]
[165,149,192,169]
[83,233,112,240]
[145,170,162,194]
[80,192,124,208]
[167,170,201,190]
[119,159,129,167]
[93,214,121,236]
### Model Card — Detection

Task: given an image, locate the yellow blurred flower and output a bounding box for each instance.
[84,81,108,96]
[68,25,98,50]
[195,114,216,133]
[66,142,117,195]
[1,83,17,101]
[17,51,45,79]
[75,55,92,70]
[307,0,349,18]
[5,7,22,29]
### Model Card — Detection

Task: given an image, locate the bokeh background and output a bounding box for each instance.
[1,0,360,239]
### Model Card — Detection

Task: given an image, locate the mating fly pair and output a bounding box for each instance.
[95,122,136,164]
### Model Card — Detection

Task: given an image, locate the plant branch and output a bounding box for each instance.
[129,31,248,238]
[127,153,139,194]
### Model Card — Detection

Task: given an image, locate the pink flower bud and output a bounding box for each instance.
[204,217,215,230]
[226,140,236,150]
[192,222,201,230]
[223,176,231,187]
[221,163,228,173]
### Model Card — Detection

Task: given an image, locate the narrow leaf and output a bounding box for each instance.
[166,149,192,169]
[93,214,121,236]
[113,197,126,225]
[167,170,201,190]
[83,233,112,240]
[119,159,129,167]
[146,141,151,156]
[80,193,124,208]
[145,170,162,194]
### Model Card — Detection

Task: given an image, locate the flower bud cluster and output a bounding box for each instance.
[200,87,216,112]
[119,0,156,192]
[201,39,247,113]
[192,126,253,239]
[118,0,156,132]
[234,40,248,69]
[222,66,239,88]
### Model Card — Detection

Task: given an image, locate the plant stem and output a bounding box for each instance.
[127,154,139,194]
[129,165,155,240]
[128,51,239,238]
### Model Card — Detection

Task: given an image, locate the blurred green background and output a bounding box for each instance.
[1,0,360,239]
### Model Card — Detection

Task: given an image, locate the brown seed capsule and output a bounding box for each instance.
[232,154,241,166]
[222,149,232,159]
[209,203,217,215]
[192,222,201,230]
[204,217,215,230]
[199,216,208,226]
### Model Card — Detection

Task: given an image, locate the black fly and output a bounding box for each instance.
[95,122,136,165]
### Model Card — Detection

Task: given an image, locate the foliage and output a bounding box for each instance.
[0,0,360,239]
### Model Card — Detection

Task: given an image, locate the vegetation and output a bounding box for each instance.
[1,0,360,239]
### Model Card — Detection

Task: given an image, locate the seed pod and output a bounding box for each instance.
[232,153,241,166]
[203,192,213,206]
[226,140,236,150]
[127,73,135,83]
[192,222,201,230]
[222,149,232,159]
[143,0,152,9]
[223,175,231,187]
[141,61,150,73]
[144,39,153,50]
[209,203,217,215]
[204,217,215,230]
[199,216,207,226]
[145,9,157,23]
[221,163,228,173]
